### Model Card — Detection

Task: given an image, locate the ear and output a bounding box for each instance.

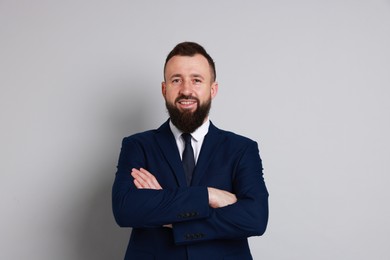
[211,82,218,99]
[161,81,166,98]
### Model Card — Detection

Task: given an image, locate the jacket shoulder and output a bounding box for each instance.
[122,120,170,144]
[123,129,156,142]
[212,125,258,147]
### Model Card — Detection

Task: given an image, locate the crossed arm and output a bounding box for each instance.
[113,137,268,244]
[131,168,237,209]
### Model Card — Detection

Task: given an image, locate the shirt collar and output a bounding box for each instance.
[169,117,210,142]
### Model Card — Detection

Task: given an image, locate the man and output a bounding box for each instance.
[112,42,268,259]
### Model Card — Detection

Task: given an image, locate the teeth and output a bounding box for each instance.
[180,100,195,105]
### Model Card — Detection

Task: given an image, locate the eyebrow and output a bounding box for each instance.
[191,74,204,79]
[168,73,205,80]
[169,74,182,79]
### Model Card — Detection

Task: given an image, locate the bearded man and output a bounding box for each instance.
[112,42,269,260]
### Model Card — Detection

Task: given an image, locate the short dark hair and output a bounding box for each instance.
[164,42,216,82]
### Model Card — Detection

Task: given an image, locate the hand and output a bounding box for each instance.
[207,187,237,208]
[131,168,162,190]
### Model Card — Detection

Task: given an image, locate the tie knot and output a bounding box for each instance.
[182,133,192,144]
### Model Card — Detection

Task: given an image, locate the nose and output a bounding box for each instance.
[179,79,193,96]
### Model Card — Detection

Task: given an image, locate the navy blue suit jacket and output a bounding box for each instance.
[112,120,268,259]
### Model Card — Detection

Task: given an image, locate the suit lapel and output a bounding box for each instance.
[191,122,225,186]
[154,120,187,187]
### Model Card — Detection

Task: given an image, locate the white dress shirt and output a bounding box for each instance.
[169,118,210,164]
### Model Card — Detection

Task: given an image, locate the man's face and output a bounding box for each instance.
[162,54,218,132]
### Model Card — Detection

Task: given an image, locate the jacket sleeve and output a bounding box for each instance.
[171,141,269,245]
[112,137,210,228]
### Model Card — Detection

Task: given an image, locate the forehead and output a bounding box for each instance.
[165,54,211,78]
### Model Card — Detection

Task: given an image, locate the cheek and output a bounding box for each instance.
[165,90,178,101]
[199,90,212,101]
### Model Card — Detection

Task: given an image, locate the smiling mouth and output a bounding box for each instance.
[176,97,198,110]
[178,99,197,105]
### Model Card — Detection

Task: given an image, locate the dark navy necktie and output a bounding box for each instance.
[182,133,195,186]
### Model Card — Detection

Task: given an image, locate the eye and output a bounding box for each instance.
[193,78,202,84]
[172,78,182,84]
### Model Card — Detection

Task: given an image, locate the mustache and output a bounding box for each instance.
[175,95,199,103]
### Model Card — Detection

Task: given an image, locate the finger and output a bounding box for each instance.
[131,170,143,183]
[139,168,162,190]
[139,168,155,178]
[132,168,149,183]
[131,168,143,178]
[132,169,158,189]
[149,181,162,190]
[134,178,151,189]
[139,168,151,175]
[134,176,148,189]
[132,171,150,189]
[132,168,163,190]
[133,179,144,189]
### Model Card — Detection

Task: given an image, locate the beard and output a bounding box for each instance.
[165,95,211,133]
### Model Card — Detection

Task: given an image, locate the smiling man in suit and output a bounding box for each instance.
[112,42,269,260]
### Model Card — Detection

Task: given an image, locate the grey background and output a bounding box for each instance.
[1,0,389,259]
